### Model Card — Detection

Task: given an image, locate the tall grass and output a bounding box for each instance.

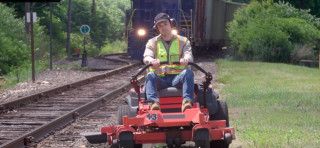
[0,40,127,90]
[100,40,127,54]
[216,60,320,147]
[2,60,49,89]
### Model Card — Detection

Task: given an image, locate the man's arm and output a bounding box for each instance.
[143,41,155,65]
[181,39,194,62]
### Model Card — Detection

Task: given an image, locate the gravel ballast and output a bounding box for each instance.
[0,57,136,103]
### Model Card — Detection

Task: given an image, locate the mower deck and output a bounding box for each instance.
[101,104,234,145]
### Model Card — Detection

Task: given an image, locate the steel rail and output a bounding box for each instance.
[90,53,131,71]
[0,61,140,114]
[95,54,131,65]
[0,76,145,148]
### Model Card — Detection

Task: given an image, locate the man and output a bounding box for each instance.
[143,13,194,112]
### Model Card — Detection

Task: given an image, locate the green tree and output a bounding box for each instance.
[227,0,320,18]
[273,0,320,17]
[0,3,47,75]
[1,0,131,59]
[227,0,320,62]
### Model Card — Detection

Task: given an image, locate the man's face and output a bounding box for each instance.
[156,20,172,36]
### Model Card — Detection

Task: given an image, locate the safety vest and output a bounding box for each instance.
[148,35,187,77]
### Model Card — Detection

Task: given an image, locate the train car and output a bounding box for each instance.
[125,0,246,60]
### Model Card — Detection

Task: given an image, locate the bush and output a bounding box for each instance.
[0,3,48,75]
[68,34,127,57]
[227,0,320,62]
[100,40,127,54]
[68,33,99,57]
[2,60,49,88]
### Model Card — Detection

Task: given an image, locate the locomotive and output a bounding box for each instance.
[125,0,246,60]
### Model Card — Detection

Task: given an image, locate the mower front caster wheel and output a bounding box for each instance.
[194,129,210,148]
[119,131,142,148]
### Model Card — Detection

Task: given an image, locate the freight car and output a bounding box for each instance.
[125,0,246,60]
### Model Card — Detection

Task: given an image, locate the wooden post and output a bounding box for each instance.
[25,3,30,34]
[66,0,72,55]
[30,12,35,82]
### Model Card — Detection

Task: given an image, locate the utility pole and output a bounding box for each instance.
[66,0,72,56]
[92,0,95,19]
[25,2,30,34]
[50,3,53,69]
[30,12,35,82]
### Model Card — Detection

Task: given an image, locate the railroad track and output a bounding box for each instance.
[0,54,143,148]
[90,53,133,71]
[36,90,133,148]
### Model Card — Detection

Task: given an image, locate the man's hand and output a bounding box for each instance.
[151,59,160,67]
[180,58,188,66]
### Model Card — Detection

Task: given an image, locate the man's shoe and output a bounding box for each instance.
[150,102,161,111]
[182,100,193,112]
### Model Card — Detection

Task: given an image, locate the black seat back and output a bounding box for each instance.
[157,87,182,98]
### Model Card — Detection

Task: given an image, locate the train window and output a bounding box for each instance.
[144,11,150,21]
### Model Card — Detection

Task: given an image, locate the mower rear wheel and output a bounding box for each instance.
[194,128,210,148]
[209,100,229,127]
[117,105,129,125]
[209,100,230,148]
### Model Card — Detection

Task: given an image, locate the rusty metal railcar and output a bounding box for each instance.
[198,0,247,50]
[125,0,246,60]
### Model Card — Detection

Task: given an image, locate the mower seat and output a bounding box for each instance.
[157,87,182,98]
[156,87,183,112]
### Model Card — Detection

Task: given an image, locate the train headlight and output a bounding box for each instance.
[172,30,178,35]
[138,29,145,36]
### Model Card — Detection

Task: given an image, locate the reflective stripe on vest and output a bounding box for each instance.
[148,35,187,77]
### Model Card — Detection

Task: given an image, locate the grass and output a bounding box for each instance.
[216,60,320,147]
[1,61,48,90]
[100,40,127,54]
[1,40,127,91]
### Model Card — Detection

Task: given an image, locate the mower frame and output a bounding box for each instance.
[84,61,235,148]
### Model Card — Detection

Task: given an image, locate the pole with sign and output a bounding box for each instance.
[80,25,90,51]
[80,25,90,67]
[27,12,37,82]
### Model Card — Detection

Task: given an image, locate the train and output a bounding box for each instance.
[125,0,247,60]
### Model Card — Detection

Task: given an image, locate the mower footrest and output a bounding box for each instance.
[82,132,108,144]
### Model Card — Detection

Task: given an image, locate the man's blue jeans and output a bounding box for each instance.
[145,69,194,104]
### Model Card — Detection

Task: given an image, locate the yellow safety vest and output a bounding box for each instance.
[148,35,187,77]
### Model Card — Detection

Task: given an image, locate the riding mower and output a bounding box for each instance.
[84,62,235,148]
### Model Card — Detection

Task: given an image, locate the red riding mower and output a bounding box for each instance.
[84,62,235,148]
